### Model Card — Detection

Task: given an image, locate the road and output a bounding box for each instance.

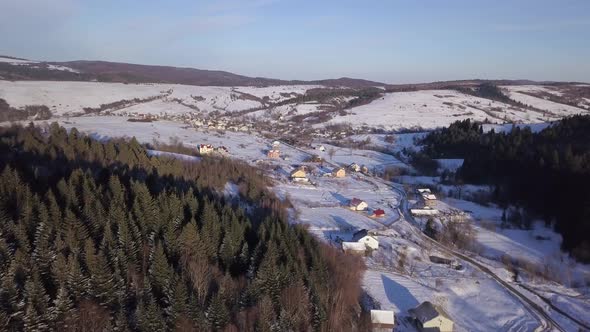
[388,181,566,332]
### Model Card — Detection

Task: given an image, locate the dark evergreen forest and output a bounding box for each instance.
[0,123,365,331]
[421,115,590,262]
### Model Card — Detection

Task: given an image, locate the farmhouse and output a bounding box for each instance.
[341,241,366,255]
[198,144,214,155]
[408,301,454,332]
[371,209,386,218]
[349,198,368,211]
[267,149,280,159]
[370,310,395,332]
[332,167,346,178]
[352,229,379,250]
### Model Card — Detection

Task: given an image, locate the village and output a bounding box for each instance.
[192,138,460,331]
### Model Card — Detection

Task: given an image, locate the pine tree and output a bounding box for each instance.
[137,297,166,332]
[66,254,88,302]
[149,244,173,305]
[206,293,229,331]
[23,270,50,331]
[50,286,75,330]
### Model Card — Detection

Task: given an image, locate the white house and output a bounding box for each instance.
[352,229,379,250]
[370,310,395,332]
[318,145,326,152]
[199,144,214,155]
[409,301,454,332]
[349,198,368,211]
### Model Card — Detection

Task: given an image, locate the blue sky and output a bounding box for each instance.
[1,0,589,83]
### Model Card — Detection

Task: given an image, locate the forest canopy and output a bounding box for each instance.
[421,116,590,262]
[0,123,365,331]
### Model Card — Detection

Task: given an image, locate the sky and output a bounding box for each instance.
[0,0,589,83]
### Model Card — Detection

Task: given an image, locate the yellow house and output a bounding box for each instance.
[409,301,454,332]
[332,167,346,178]
[290,168,307,179]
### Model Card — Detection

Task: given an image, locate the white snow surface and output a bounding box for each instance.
[325,89,551,130]
[0,56,36,64]
[502,86,589,117]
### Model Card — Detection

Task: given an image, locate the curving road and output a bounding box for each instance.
[388,181,566,332]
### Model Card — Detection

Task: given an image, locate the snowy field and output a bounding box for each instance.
[364,269,539,332]
[0,81,322,116]
[325,89,552,130]
[0,81,167,115]
[502,85,589,117]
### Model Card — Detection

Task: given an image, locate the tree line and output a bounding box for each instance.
[421,116,590,262]
[0,98,52,122]
[0,123,365,331]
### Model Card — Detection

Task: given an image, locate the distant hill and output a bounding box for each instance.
[0,55,586,88]
[0,55,387,87]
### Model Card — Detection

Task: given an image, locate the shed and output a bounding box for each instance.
[410,207,439,216]
[349,163,361,172]
[341,242,366,255]
[408,301,454,332]
[370,310,395,332]
[371,209,386,218]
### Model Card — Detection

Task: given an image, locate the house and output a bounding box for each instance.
[341,242,366,255]
[332,167,346,178]
[349,163,361,172]
[272,140,281,147]
[267,149,280,159]
[318,145,326,152]
[349,198,368,211]
[290,167,308,182]
[361,165,369,174]
[352,229,379,250]
[199,144,214,155]
[408,301,454,332]
[371,209,386,218]
[410,207,439,216]
[370,310,395,332]
[417,188,437,205]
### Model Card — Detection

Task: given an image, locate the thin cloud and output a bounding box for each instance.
[204,0,282,13]
[493,19,590,32]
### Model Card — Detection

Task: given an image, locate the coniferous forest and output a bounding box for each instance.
[0,123,365,331]
[421,115,590,262]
